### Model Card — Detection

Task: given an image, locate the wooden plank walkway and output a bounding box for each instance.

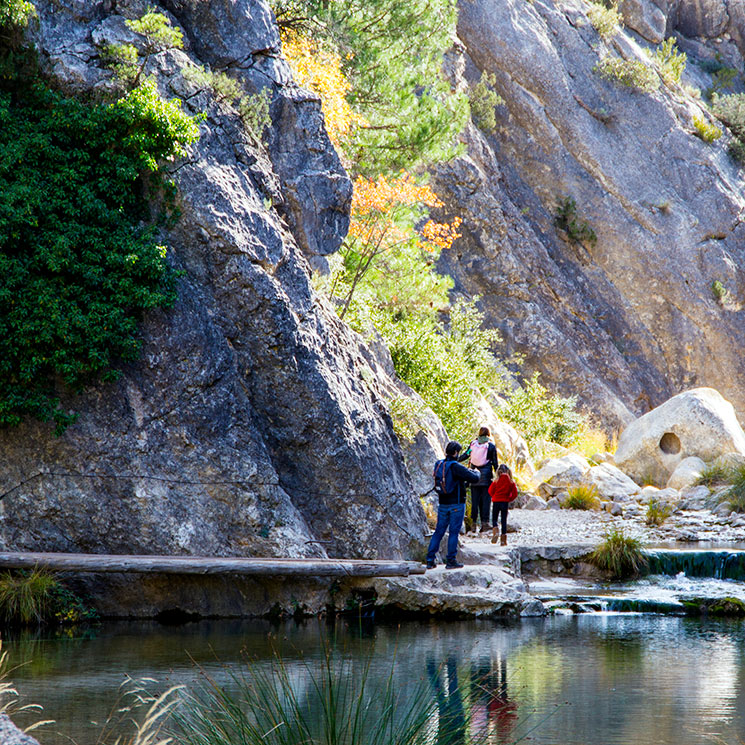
[0,552,426,577]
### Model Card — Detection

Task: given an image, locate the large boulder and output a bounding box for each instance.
[667,456,707,491]
[582,463,640,501]
[614,389,745,486]
[531,454,591,488]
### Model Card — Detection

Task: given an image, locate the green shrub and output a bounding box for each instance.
[0,0,35,30]
[470,70,503,133]
[563,484,600,510]
[555,196,597,245]
[650,38,686,86]
[707,67,738,99]
[593,56,659,93]
[0,73,199,431]
[645,498,672,526]
[728,138,745,166]
[388,395,429,443]
[712,92,745,140]
[589,529,647,579]
[500,371,584,449]
[693,115,722,142]
[712,279,731,305]
[587,1,622,40]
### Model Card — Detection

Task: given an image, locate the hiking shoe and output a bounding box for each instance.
[445,561,464,570]
[426,561,437,569]
[480,524,491,533]
[491,533,498,544]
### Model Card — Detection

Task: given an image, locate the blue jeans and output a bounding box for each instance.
[426,504,465,565]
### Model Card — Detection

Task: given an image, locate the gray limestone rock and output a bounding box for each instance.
[434,0,745,427]
[0,716,40,745]
[620,0,668,42]
[0,0,425,561]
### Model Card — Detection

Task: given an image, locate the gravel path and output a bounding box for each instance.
[462,507,745,549]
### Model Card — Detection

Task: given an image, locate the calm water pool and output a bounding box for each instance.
[6,614,745,745]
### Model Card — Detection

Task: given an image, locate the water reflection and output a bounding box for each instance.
[4,615,745,745]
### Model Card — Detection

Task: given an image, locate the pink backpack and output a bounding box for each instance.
[469,440,490,467]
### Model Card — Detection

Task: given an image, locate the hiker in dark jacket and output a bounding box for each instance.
[426,441,480,570]
[463,426,499,533]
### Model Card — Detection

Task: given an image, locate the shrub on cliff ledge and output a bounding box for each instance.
[593,55,659,93]
[0,72,199,431]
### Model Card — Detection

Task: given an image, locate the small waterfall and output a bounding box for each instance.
[644,550,745,581]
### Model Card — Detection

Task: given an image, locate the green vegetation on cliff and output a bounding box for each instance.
[0,5,200,432]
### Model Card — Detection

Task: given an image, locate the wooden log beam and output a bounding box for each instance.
[0,552,426,577]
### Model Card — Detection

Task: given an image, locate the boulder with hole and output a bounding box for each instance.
[614,388,745,486]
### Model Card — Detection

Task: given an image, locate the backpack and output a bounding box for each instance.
[469,440,490,467]
[433,459,456,498]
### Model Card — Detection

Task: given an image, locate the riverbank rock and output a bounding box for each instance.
[615,389,745,486]
[532,454,591,488]
[366,565,544,617]
[0,716,40,745]
[667,457,707,491]
[583,463,640,500]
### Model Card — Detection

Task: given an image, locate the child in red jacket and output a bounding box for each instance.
[488,464,518,546]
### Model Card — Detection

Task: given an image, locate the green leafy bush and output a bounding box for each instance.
[555,196,597,245]
[470,70,503,133]
[586,1,622,40]
[693,115,722,142]
[0,77,199,431]
[650,38,686,86]
[589,529,647,579]
[0,0,35,29]
[593,55,659,93]
[645,498,672,526]
[499,372,584,449]
[563,484,600,510]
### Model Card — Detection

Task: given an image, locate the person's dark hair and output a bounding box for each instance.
[498,464,512,476]
[445,440,462,457]
[478,426,490,437]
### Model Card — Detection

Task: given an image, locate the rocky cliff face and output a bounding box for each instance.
[436,0,745,427]
[0,0,426,560]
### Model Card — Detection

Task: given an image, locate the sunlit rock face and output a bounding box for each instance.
[435,0,745,427]
[0,0,427,560]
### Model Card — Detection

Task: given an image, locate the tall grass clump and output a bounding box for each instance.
[563,484,600,511]
[589,529,647,579]
[0,569,57,626]
[722,463,745,513]
[645,499,672,526]
[0,568,97,627]
[170,648,440,745]
[695,462,731,487]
